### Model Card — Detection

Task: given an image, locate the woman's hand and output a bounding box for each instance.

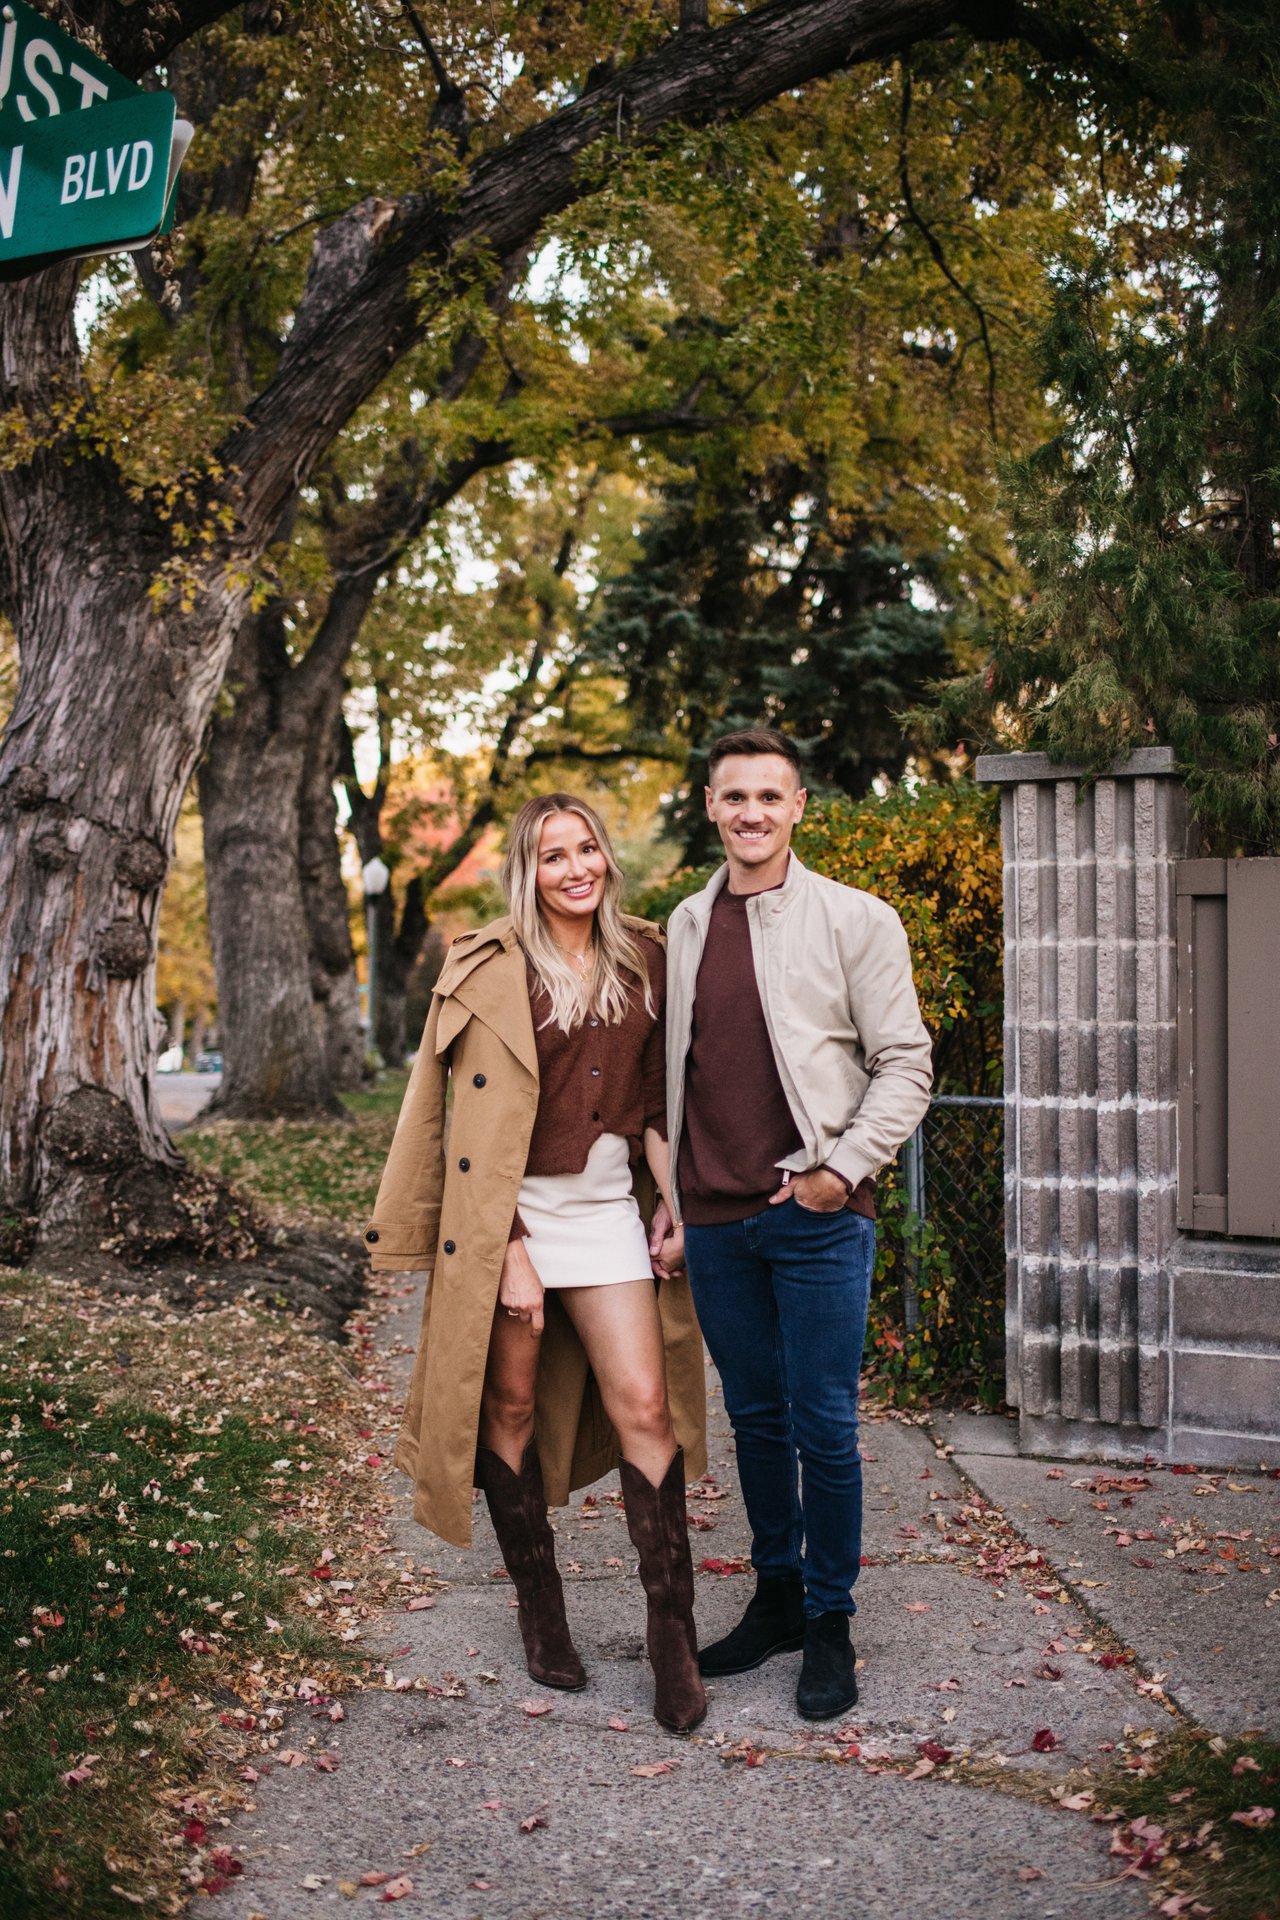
[499,1236,545,1333]
[657,1222,685,1278]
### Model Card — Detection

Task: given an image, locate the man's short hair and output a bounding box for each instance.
[706,728,804,783]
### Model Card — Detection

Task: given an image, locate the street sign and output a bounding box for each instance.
[0,90,179,265]
[0,0,142,128]
[0,3,192,277]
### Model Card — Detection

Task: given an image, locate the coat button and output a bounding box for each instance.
[365,1229,379,1243]
[443,1239,457,1254]
[591,1110,600,1122]
[473,1073,486,1087]
[458,1157,470,1171]
[590,1066,601,1077]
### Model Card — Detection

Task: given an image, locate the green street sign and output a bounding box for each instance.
[0,5,193,277]
[0,89,179,265]
[0,0,142,128]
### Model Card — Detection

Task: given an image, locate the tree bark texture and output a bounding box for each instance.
[198,606,345,1120]
[299,692,365,1093]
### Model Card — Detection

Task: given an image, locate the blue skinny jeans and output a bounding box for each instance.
[685,1198,874,1618]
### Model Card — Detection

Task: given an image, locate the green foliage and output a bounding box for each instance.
[920,6,1280,852]
[591,474,957,858]
[639,782,1005,1400]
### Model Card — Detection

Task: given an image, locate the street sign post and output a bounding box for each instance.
[0,0,191,278]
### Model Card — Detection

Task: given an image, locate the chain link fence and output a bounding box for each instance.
[871,1095,1006,1399]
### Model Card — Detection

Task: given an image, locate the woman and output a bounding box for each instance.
[363,793,707,1735]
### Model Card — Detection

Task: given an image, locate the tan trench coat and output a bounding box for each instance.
[363,915,707,1549]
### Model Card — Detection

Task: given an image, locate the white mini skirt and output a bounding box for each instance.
[517,1132,653,1290]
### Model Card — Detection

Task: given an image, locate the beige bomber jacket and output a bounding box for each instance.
[666,853,934,1214]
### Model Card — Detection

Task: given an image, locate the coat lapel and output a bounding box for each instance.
[435,920,538,1082]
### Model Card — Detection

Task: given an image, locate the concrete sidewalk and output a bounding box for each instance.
[215,1282,1279,1920]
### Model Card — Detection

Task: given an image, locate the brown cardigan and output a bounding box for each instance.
[512,935,666,1237]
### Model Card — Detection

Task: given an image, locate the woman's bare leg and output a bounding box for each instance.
[558,1279,677,1486]
[478,1308,542,1471]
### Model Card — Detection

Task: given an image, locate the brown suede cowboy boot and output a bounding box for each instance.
[619,1448,708,1734]
[474,1439,587,1691]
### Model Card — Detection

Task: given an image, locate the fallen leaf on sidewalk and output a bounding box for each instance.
[699,1557,748,1575]
[1031,1728,1059,1752]
[903,1603,932,1614]
[518,1701,554,1717]
[519,1813,547,1833]
[632,1761,680,1778]
[905,1757,934,1781]
[406,1597,435,1611]
[403,1842,433,1858]
[469,1881,492,1891]
[380,1875,413,1901]
[607,1717,630,1732]
[1017,1867,1044,1881]
[917,1742,952,1763]
[360,1873,390,1886]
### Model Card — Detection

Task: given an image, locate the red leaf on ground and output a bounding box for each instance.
[207,1851,243,1878]
[903,1603,932,1614]
[469,1881,492,1891]
[1031,1728,1059,1752]
[406,1597,436,1611]
[1099,1653,1128,1669]
[1228,1806,1275,1829]
[698,1557,748,1575]
[1038,1664,1063,1682]
[607,1717,630,1732]
[181,1818,207,1846]
[380,1875,414,1900]
[917,1742,953,1763]
[360,1872,390,1885]
[519,1814,547,1833]
[60,1755,101,1789]
[1017,1866,1044,1882]
[517,1701,554,1717]
[632,1761,680,1778]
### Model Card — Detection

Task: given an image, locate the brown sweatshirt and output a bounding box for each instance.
[677,885,875,1227]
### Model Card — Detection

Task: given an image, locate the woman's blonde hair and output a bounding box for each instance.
[501,792,654,1032]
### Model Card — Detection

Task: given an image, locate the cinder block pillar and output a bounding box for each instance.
[975,749,1188,1457]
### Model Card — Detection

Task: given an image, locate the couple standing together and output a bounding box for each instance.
[365,730,932,1736]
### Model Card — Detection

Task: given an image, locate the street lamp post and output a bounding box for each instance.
[361,855,391,1063]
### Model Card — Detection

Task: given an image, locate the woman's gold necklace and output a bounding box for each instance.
[554,940,594,979]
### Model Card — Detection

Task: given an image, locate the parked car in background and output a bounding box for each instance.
[156,1045,185,1073]
[195,1051,223,1074]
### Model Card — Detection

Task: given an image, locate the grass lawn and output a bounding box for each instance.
[0,1073,432,1917]
[179,1072,408,1232]
[1095,1729,1280,1920]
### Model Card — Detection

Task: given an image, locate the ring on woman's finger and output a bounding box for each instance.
[506,1308,519,1318]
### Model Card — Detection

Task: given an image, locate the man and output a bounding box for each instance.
[650,729,932,1720]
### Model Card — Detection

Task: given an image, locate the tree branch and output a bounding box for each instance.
[219,0,961,550]
[897,63,1000,440]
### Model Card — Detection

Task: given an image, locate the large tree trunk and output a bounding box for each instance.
[300,690,366,1091]
[198,606,343,1120]
[0,366,246,1254]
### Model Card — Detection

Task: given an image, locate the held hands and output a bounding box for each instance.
[498,1236,545,1334]
[770,1166,848,1214]
[648,1200,685,1280]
